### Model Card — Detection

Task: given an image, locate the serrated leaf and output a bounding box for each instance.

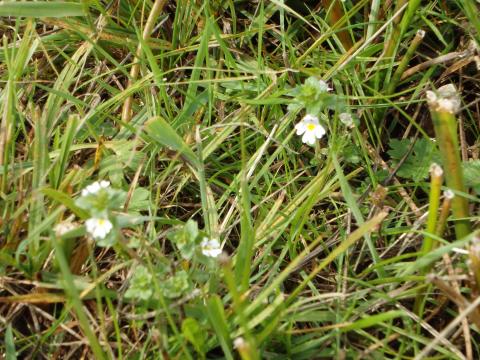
[388,138,441,181]
[167,220,199,260]
[162,270,189,298]
[463,160,480,194]
[108,140,144,171]
[127,188,151,212]
[99,155,124,187]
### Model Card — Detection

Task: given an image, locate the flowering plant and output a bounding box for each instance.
[75,180,125,246]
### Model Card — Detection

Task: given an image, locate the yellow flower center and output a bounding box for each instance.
[306,124,316,131]
[98,219,105,225]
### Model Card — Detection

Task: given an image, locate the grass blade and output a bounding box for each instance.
[206,295,234,360]
[5,324,16,360]
[145,116,200,169]
[0,3,86,17]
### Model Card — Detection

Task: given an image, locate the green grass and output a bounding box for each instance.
[1,1,480,359]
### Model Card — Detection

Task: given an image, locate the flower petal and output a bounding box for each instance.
[201,237,222,257]
[302,131,316,145]
[99,180,110,189]
[85,217,113,239]
[302,114,319,125]
[314,124,326,138]
[295,122,306,135]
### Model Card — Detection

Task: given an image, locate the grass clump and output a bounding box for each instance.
[1,1,480,359]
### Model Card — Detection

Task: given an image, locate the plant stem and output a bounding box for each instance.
[375,29,425,126]
[469,237,480,293]
[386,29,425,96]
[435,190,454,237]
[414,165,444,316]
[383,0,408,59]
[426,85,471,240]
[321,0,353,50]
[121,0,168,122]
[421,163,443,255]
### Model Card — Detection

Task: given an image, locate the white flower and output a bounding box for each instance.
[85,217,113,239]
[81,180,110,197]
[339,112,354,128]
[317,80,332,93]
[200,237,222,258]
[295,114,326,145]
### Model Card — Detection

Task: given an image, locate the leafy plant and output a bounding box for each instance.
[125,265,155,301]
[168,219,199,260]
[287,76,345,115]
[463,160,480,194]
[387,138,441,181]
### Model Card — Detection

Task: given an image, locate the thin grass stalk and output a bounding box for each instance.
[385,29,425,96]
[426,85,471,240]
[321,0,353,50]
[383,0,408,59]
[375,29,425,126]
[121,0,168,123]
[413,165,443,316]
[0,37,14,192]
[52,237,106,360]
[435,190,454,237]
[366,0,382,40]
[384,0,421,60]
[30,105,48,259]
[421,163,443,255]
[469,236,480,293]
[220,256,259,360]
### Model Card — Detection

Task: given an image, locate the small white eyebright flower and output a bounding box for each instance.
[81,180,110,197]
[339,113,354,128]
[295,114,326,145]
[201,238,222,258]
[317,80,332,93]
[85,217,113,239]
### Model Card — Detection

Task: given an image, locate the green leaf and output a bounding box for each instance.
[126,188,151,212]
[206,295,234,360]
[342,311,404,332]
[341,144,362,165]
[5,324,16,360]
[109,140,144,171]
[388,138,441,181]
[463,160,480,194]
[42,188,89,219]
[125,265,154,301]
[145,116,200,169]
[162,270,189,298]
[168,220,199,260]
[182,318,206,354]
[99,155,124,187]
[288,76,342,115]
[52,115,78,189]
[0,2,86,17]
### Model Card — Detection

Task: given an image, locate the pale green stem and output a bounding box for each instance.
[427,86,471,240]
[421,163,443,255]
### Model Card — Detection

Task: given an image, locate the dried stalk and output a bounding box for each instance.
[121,0,168,123]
